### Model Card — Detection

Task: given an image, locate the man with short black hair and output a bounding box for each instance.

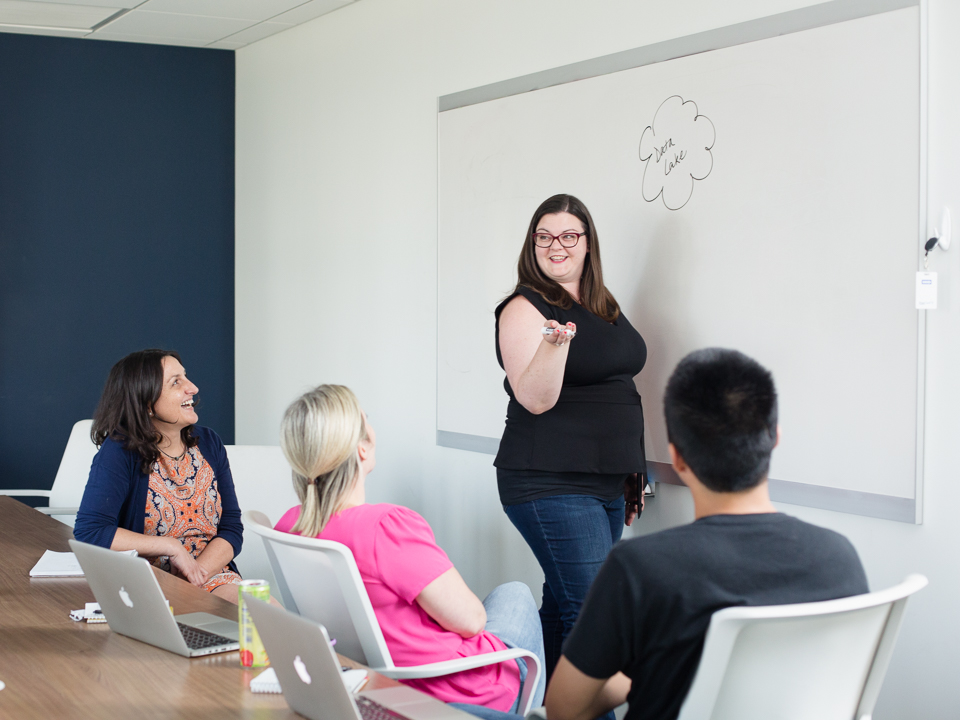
[545,348,868,720]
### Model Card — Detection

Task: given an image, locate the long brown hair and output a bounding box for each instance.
[91,349,197,475]
[512,194,620,322]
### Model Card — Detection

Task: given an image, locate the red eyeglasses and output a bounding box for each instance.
[532,231,586,248]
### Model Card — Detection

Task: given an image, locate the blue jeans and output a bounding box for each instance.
[481,581,546,711]
[503,494,625,680]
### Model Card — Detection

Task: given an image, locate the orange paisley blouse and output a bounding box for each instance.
[144,446,241,593]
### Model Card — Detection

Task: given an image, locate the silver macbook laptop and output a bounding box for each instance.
[244,596,470,720]
[69,539,240,657]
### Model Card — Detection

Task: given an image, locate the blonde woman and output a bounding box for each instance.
[274,385,545,715]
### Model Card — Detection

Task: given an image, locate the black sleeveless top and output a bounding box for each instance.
[494,286,647,479]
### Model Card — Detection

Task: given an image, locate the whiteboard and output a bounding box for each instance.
[437,3,924,522]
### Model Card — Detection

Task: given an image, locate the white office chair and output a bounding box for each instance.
[677,574,928,720]
[224,445,299,591]
[0,419,97,526]
[244,510,543,715]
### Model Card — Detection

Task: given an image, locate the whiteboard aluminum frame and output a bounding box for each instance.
[436,0,927,525]
[914,0,928,525]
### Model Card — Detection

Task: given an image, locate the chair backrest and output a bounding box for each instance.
[224,445,299,590]
[50,419,97,522]
[677,574,928,720]
[243,510,394,670]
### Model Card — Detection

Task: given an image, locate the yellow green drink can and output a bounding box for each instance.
[238,579,270,667]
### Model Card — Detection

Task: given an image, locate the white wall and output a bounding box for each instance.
[235,1,960,716]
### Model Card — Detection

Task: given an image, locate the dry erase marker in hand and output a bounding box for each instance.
[542,326,576,338]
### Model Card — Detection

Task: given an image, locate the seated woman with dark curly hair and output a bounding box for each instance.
[74,349,243,603]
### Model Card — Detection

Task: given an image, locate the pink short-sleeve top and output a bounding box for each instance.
[274,503,520,710]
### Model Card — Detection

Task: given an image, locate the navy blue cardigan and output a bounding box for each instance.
[74,426,243,562]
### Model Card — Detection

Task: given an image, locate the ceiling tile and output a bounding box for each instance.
[0,0,120,29]
[206,38,244,49]
[90,30,211,47]
[0,0,358,46]
[218,21,290,45]
[24,0,139,7]
[0,21,89,36]
[140,0,305,23]
[270,0,353,25]
[96,8,250,42]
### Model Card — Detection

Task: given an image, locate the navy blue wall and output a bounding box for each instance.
[0,33,235,496]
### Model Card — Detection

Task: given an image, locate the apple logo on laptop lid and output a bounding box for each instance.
[119,586,134,608]
[294,655,312,685]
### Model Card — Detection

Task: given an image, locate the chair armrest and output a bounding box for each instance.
[35,506,80,516]
[374,647,543,715]
[373,647,534,678]
[0,490,53,498]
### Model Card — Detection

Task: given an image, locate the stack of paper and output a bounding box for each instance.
[29,549,138,577]
[30,550,83,577]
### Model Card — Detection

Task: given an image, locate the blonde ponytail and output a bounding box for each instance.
[280,385,367,537]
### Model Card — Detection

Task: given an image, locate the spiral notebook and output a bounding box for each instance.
[251,666,368,694]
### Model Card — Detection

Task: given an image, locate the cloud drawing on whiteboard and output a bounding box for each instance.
[639,95,715,210]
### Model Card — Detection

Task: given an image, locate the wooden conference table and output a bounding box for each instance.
[0,496,400,719]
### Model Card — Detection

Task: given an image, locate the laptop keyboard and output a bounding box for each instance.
[177,622,235,650]
[356,696,409,720]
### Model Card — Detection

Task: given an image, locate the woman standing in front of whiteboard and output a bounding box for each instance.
[495,194,647,681]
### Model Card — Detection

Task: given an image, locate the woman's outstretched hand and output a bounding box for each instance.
[498,295,574,415]
[542,320,577,347]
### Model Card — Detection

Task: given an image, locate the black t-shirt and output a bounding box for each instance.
[494,286,647,481]
[563,513,869,720]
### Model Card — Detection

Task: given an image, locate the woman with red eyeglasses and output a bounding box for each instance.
[494,194,648,683]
